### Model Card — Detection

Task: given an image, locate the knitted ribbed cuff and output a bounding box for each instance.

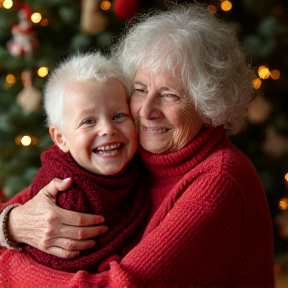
[0,204,24,250]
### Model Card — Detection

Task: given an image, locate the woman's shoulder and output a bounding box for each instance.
[183,138,264,199]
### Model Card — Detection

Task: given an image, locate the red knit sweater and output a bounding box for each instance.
[0,126,274,288]
[0,146,150,272]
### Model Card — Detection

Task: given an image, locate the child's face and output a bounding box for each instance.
[54,79,137,175]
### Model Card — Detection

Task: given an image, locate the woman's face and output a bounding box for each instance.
[130,68,204,154]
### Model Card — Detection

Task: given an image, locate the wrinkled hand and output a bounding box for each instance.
[8,178,108,258]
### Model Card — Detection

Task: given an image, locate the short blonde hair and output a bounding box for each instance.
[44,51,126,128]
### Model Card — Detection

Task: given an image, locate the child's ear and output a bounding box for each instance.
[49,126,69,152]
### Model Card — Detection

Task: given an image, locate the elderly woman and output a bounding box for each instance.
[0,4,274,288]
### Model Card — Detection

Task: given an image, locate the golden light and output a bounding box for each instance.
[270,69,280,80]
[100,0,111,10]
[208,5,217,14]
[15,135,38,146]
[41,18,49,27]
[285,173,288,183]
[31,12,42,23]
[6,74,16,84]
[3,0,13,9]
[221,0,232,12]
[279,197,288,210]
[252,78,262,89]
[21,135,32,146]
[38,67,49,78]
[258,66,270,79]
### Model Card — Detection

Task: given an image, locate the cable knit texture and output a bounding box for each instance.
[0,145,150,273]
[0,126,274,288]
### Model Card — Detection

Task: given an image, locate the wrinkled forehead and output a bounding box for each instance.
[134,64,184,90]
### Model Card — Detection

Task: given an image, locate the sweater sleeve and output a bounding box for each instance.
[0,175,243,288]
[0,186,33,213]
[106,174,244,287]
[0,187,33,249]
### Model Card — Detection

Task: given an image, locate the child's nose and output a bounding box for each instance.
[98,120,117,136]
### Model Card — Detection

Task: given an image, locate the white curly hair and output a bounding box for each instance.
[112,4,255,133]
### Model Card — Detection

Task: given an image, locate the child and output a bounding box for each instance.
[2,52,150,273]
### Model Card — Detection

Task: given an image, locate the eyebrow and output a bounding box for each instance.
[133,80,146,85]
[133,82,182,94]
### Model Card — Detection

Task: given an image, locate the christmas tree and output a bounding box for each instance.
[0,0,288,278]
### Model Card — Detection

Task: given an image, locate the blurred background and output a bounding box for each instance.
[0,0,287,285]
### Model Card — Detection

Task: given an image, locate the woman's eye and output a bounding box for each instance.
[134,88,147,94]
[113,113,127,120]
[163,94,180,101]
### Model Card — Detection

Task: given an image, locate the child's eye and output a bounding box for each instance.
[113,113,127,120]
[82,119,95,125]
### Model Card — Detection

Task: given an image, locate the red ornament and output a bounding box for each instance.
[113,0,139,20]
[7,5,38,57]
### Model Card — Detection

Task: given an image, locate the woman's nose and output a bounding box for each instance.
[139,94,162,120]
[98,120,117,136]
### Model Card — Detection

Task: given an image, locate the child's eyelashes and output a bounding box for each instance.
[81,119,95,125]
[113,113,128,120]
[80,113,128,126]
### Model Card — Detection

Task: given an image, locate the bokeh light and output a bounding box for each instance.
[208,5,217,14]
[41,18,49,27]
[6,74,16,84]
[221,0,232,12]
[270,69,280,80]
[258,66,270,79]
[38,67,49,78]
[31,12,42,23]
[252,78,262,89]
[279,197,288,211]
[21,135,32,146]
[100,0,111,10]
[3,0,13,9]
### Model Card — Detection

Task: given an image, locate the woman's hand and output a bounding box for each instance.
[7,178,108,258]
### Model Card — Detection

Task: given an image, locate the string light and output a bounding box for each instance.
[258,66,270,79]
[15,135,39,146]
[258,65,280,80]
[100,0,111,11]
[3,0,13,9]
[252,78,261,89]
[21,135,32,146]
[270,69,280,80]
[208,5,217,14]
[38,67,49,78]
[6,74,16,85]
[221,0,232,12]
[31,12,42,23]
[279,197,288,211]
[40,18,49,27]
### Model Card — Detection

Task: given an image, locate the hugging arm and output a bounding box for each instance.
[105,177,243,287]
[0,178,108,258]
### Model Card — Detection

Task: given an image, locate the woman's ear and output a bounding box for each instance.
[49,126,69,152]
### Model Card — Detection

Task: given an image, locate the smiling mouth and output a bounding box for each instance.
[142,126,170,134]
[93,143,123,156]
